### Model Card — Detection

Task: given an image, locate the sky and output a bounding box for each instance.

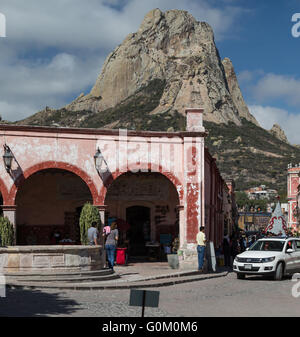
[0,0,300,143]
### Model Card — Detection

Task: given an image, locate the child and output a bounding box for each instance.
[103,225,111,235]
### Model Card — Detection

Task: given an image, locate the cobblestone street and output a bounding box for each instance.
[1,272,300,317]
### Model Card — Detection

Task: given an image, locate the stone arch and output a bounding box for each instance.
[104,170,181,255]
[0,176,9,205]
[8,161,100,205]
[99,164,183,205]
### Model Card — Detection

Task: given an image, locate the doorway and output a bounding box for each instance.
[126,206,151,257]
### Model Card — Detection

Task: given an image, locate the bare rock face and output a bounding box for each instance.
[269,124,289,143]
[66,8,258,126]
[222,58,259,126]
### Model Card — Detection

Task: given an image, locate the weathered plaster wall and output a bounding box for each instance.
[204,148,225,249]
[287,166,300,229]
[0,112,207,268]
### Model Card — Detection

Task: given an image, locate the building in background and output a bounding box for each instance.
[204,150,238,249]
[245,185,277,200]
[287,163,300,231]
[225,179,238,236]
[238,212,271,232]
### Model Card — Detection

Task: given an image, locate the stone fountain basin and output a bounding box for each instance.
[0,245,104,274]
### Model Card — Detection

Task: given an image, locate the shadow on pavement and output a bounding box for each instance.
[234,274,292,282]
[0,287,78,317]
[215,266,233,273]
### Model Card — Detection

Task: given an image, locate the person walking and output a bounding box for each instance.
[87,221,99,246]
[239,235,246,253]
[103,222,118,271]
[223,233,231,267]
[230,235,239,262]
[196,226,206,272]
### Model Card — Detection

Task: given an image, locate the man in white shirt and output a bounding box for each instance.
[196,226,206,272]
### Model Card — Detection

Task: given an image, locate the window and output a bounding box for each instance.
[249,240,284,252]
[286,240,296,251]
[295,240,300,251]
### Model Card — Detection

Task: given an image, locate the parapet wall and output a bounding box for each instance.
[0,245,104,273]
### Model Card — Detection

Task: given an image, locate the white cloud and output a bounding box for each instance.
[249,105,300,145]
[0,0,246,51]
[0,0,248,122]
[252,73,300,106]
[237,69,264,84]
[0,52,103,121]
[0,101,36,122]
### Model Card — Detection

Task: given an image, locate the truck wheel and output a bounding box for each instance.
[274,262,283,281]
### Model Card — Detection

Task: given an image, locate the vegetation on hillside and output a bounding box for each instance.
[203,119,300,192]
[235,191,269,212]
[15,81,300,194]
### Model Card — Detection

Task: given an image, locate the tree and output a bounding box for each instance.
[235,191,268,212]
[235,191,249,209]
[277,190,288,203]
[0,217,14,246]
[79,203,101,245]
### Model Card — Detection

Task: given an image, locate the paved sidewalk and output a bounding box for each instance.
[114,261,228,281]
[7,262,229,290]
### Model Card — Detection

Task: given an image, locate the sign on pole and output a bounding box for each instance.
[129,289,160,317]
[206,241,216,272]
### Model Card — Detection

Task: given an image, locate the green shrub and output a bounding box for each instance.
[79,203,101,245]
[0,217,14,247]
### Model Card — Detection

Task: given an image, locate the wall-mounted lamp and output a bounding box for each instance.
[94,147,108,173]
[3,144,13,173]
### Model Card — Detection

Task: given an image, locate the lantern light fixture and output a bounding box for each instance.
[94,147,107,173]
[3,144,13,173]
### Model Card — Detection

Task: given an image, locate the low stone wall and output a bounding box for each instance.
[0,245,105,273]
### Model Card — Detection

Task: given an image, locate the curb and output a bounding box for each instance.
[6,271,228,291]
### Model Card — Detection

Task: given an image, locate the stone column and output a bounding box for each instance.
[94,205,107,268]
[176,205,184,248]
[2,205,17,245]
[180,108,206,270]
[176,205,185,267]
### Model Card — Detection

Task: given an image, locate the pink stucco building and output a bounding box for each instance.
[287,163,300,231]
[204,151,237,250]
[0,108,235,268]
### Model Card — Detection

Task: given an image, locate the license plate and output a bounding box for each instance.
[244,264,252,270]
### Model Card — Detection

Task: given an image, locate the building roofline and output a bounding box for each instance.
[0,123,208,138]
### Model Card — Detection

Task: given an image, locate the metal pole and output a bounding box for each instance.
[141,290,146,317]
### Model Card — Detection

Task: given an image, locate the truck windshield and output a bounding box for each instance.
[249,240,284,252]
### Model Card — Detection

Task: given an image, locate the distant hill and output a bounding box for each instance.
[203,119,300,191]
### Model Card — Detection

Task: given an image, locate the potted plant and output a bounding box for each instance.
[79,203,101,245]
[0,217,14,247]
